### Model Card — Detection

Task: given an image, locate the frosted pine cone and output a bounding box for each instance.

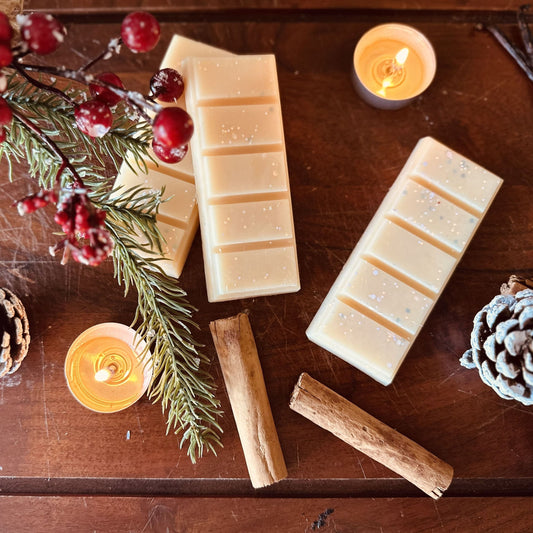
[461,287,533,405]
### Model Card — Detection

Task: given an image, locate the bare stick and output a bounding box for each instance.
[518,4,533,63]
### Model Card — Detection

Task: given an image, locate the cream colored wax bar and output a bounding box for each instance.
[184,55,300,302]
[113,36,233,278]
[307,137,503,385]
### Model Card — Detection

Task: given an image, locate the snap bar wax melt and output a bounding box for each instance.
[307,137,503,385]
[113,36,233,278]
[184,55,300,301]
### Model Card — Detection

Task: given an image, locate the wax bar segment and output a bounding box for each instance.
[113,36,233,278]
[184,55,300,301]
[307,137,503,385]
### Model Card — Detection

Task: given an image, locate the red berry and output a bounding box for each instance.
[121,12,160,53]
[74,100,113,138]
[33,197,47,209]
[0,43,11,67]
[150,68,184,102]
[152,138,188,164]
[54,210,69,227]
[75,213,90,233]
[20,198,37,214]
[89,72,124,106]
[94,209,106,226]
[82,245,96,259]
[0,13,12,43]
[0,128,5,143]
[152,107,193,148]
[46,190,58,203]
[0,98,12,126]
[20,13,66,55]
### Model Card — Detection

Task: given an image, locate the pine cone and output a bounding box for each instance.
[0,288,30,377]
[461,286,533,406]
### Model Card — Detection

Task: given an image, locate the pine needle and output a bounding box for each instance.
[1,73,223,461]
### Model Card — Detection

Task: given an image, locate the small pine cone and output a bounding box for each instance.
[0,288,30,377]
[460,285,533,406]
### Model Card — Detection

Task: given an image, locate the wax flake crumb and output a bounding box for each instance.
[126,431,131,440]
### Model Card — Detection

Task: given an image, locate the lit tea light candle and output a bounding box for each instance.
[352,24,436,109]
[64,322,152,413]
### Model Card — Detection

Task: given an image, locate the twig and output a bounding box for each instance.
[79,37,123,72]
[518,4,533,63]
[21,63,160,120]
[11,107,84,187]
[11,62,76,105]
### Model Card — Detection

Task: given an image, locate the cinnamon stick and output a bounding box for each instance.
[289,373,453,499]
[210,313,287,488]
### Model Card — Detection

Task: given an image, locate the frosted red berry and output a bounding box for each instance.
[0,13,12,43]
[89,72,125,106]
[121,12,160,53]
[0,43,11,67]
[150,68,184,102]
[152,107,193,148]
[152,139,188,164]
[20,13,66,55]
[0,97,12,126]
[74,100,113,138]
[54,210,69,227]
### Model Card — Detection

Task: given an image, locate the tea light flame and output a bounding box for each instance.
[94,365,116,382]
[378,47,410,96]
[395,47,410,66]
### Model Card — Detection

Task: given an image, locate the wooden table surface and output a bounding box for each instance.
[1,1,532,532]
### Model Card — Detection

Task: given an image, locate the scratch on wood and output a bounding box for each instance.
[433,500,445,528]
[402,390,420,415]
[166,454,182,479]
[458,389,533,415]
[476,406,515,431]
[140,506,157,533]
[324,353,341,387]
[136,412,143,434]
[357,455,367,479]
[438,370,458,387]
[7,268,36,284]
[40,340,50,440]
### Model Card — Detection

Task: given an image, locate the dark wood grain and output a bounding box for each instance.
[24,0,530,15]
[1,5,532,528]
[0,496,532,532]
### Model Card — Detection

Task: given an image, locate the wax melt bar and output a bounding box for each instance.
[307,137,503,385]
[113,36,233,278]
[184,55,300,301]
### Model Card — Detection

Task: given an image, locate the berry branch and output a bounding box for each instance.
[4,11,193,257]
[0,10,222,460]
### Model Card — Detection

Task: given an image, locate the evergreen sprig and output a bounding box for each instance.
[2,72,222,461]
[96,186,223,461]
